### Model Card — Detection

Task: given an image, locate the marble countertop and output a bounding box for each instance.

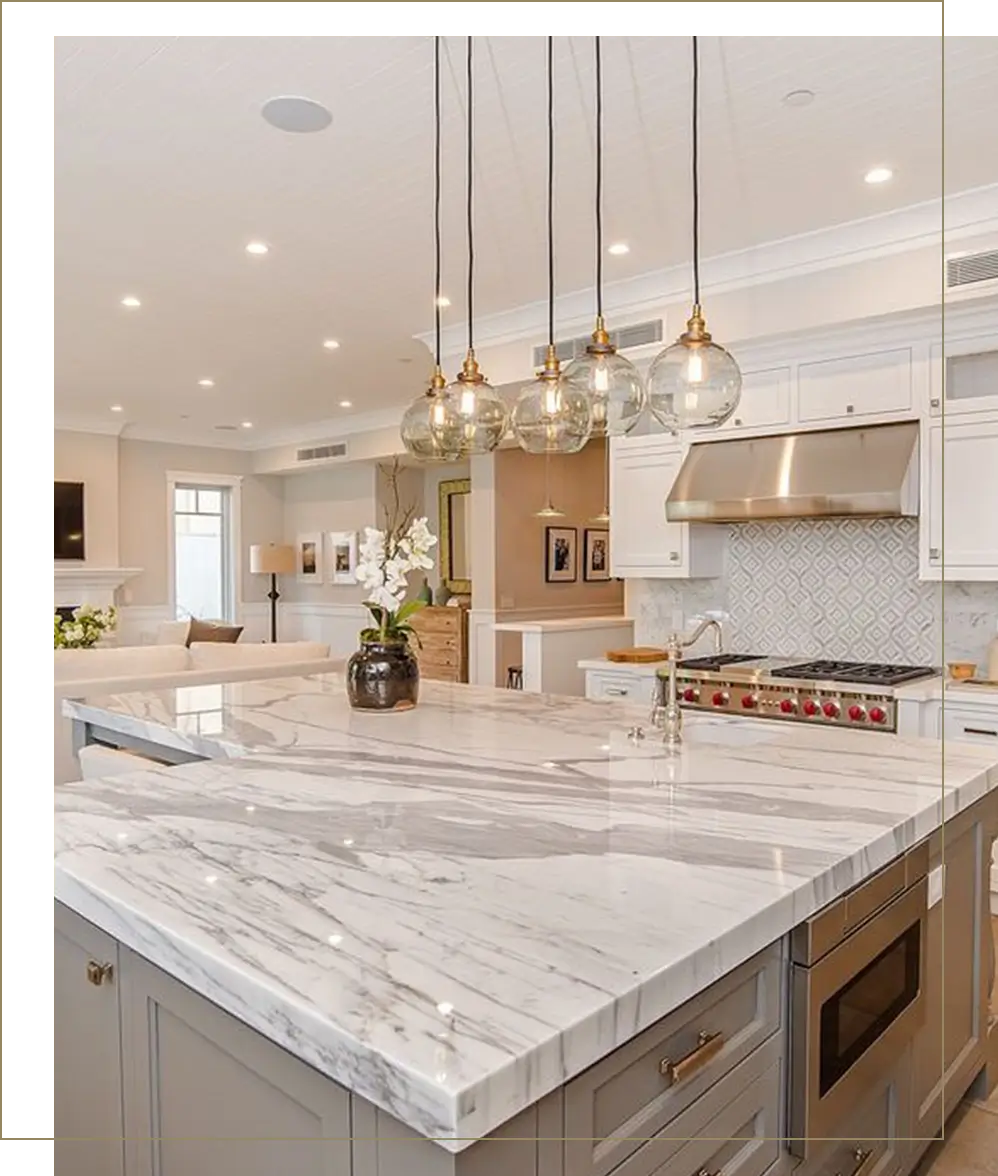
[492,615,632,633]
[57,675,998,1150]
[894,675,998,706]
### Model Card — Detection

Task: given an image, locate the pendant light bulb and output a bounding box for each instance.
[647,37,741,432]
[512,346,592,455]
[647,306,742,431]
[434,351,508,456]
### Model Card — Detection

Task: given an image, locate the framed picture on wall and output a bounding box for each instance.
[327,531,358,584]
[296,533,323,584]
[584,528,610,581]
[544,526,577,584]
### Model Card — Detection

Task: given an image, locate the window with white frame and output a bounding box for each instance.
[171,482,236,622]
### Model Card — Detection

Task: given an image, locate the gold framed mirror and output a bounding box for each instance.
[439,478,472,595]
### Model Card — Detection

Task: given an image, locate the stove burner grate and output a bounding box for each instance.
[677,654,765,672]
[769,660,936,687]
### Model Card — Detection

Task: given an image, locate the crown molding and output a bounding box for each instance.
[420,184,998,359]
[54,414,128,437]
[244,405,406,451]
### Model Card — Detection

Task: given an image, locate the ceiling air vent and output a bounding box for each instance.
[532,319,663,368]
[296,442,347,463]
[947,249,998,288]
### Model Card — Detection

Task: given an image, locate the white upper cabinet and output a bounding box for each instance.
[797,347,913,425]
[921,414,998,580]
[716,366,792,433]
[929,330,998,418]
[609,435,725,579]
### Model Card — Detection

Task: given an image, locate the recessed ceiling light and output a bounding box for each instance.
[435,296,451,308]
[783,89,815,108]
[261,95,333,134]
[198,378,215,388]
[241,420,254,429]
[323,339,341,350]
[864,166,894,185]
[339,400,352,408]
[608,243,630,256]
[120,296,141,308]
[245,241,269,255]
[110,404,123,412]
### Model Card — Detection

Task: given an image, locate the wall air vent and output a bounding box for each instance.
[296,442,348,462]
[946,249,998,288]
[532,318,663,369]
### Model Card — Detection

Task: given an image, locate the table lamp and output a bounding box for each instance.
[250,544,296,642]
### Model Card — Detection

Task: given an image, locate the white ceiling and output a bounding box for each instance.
[55,36,998,443]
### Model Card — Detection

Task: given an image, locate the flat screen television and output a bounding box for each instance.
[55,481,85,560]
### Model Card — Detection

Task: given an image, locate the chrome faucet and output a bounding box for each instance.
[650,617,724,747]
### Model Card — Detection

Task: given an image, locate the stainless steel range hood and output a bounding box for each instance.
[666,421,919,523]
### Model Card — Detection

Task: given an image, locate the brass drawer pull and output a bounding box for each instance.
[86,960,113,986]
[658,1030,724,1085]
[835,1146,874,1176]
[695,1169,720,1176]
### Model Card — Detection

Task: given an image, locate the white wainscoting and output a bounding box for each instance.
[116,602,277,647]
[280,602,368,657]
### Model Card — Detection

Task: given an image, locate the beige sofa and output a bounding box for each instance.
[55,642,342,784]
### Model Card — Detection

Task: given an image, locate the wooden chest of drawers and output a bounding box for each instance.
[409,605,468,684]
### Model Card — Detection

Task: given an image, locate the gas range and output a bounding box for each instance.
[668,655,937,733]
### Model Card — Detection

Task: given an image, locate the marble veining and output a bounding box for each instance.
[57,675,998,1150]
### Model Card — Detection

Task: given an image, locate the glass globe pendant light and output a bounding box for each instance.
[511,37,593,457]
[647,37,742,431]
[431,37,508,457]
[401,37,462,461]
[561,37,646,441]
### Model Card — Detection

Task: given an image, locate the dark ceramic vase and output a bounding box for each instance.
[346,640,420,711]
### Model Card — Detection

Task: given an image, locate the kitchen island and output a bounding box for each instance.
[56,675,998,1176]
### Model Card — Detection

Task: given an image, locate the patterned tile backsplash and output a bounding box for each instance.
[629,518,998,667]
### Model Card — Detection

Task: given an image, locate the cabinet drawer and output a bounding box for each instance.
[611,1047,782,1176]
[564,944,783,1176]
[794,1048,909,1176]
[588,671,657,704]
[798,349,912,423]
[942,704,998,745]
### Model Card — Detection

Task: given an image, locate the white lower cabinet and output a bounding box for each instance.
[920,414,998,580]
[609,435,725,579]
[585,667,660,706]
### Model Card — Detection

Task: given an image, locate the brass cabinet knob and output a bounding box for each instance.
[86,960,113,987]
[834,1146,874,1176]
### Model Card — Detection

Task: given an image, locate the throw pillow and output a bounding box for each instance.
[186,618,244,645]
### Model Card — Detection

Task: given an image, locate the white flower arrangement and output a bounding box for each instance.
[355,463,438,645]
[54,604,117,649]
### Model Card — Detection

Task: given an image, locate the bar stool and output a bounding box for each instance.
[506,665,523,690]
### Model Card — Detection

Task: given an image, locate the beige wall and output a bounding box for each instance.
[280,464,378,604]
[54,430,120,565]
[494,440,624,614]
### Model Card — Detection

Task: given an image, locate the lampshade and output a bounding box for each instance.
[250,544,296,576]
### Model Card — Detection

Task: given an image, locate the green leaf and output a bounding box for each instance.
[394,599,425,625]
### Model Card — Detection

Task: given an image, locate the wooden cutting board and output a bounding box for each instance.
[606,646,668,664]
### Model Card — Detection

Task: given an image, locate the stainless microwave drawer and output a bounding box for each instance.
[564,944,783,1176]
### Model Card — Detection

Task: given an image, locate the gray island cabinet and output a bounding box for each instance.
[54,677,998,1176]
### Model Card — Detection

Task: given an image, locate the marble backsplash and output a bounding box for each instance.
[629,518,998,668]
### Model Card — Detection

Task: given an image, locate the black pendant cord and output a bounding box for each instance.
[466,35,475,354]
[594,36,603,321]
[546,35,555,348]
[434,36,442,369]
[691,35,701,307]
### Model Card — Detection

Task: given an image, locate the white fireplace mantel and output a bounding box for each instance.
[54,566,142,609]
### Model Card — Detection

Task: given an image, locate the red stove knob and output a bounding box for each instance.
[712,691,729,707]
[869,706,887,725]
[779,698,797,714]
[802,699,819,717]
[741,694,758,709]
[822,701,840,719]
[848,704,867,722]
[682,687,699,703]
